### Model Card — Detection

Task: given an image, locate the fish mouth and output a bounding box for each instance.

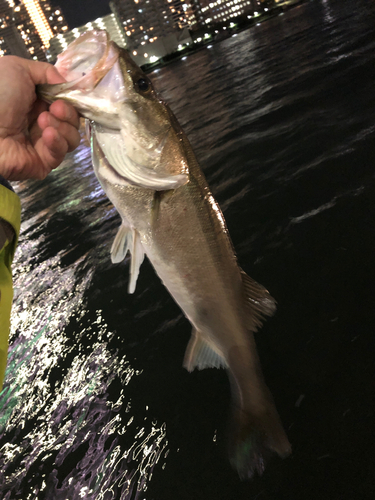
[37,30,120,102]
[55,30,118,90]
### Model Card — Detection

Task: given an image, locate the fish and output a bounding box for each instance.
[38,30,291,478]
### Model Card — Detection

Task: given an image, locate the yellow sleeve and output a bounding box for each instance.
[0,184,21,391]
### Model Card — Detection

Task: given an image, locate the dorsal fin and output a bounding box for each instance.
[241,269,277,332]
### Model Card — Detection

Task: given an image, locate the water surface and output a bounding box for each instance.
[0,0,374,498]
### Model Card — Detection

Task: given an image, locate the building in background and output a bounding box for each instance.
[0,0,68,60]
[0,0,30,57]
[41,0,68,36]
[185,0,205,30]
[167,0,190,29]
[109,0,185,50]
[48,13,126,61]
[13,0,54,60]
[109,0,192,66]
[198,0,267,26]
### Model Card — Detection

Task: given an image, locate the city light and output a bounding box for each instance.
[23,0,54,47]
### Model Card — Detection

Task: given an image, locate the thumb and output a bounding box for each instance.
[21,58,67,86]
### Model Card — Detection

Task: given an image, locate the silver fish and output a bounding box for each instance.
[38,30,291,478]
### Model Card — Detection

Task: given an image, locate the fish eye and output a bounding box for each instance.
[136,78,151,93]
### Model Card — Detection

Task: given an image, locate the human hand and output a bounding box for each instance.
[0,56,81,181]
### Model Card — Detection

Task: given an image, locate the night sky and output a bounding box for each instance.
[50,0,112,29]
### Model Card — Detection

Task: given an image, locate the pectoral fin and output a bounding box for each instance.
[183,328,227,371]
[94,128,188,191]
[111,222,132,264]
[110,224,145,294]
[241,270,277,332]
[129,229,144,294]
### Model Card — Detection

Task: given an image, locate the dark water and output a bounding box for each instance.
[1,0,375,498]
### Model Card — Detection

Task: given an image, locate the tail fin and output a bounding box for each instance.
[229,404,292,479]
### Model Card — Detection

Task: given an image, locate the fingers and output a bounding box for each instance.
[36,107,81,153]
[39,127,68,175]
[27,99,49,129]
[29,103,81,176]
[0,57,81,181]
[30,125,71,179]
[23,57,66,85]
[49,100,80,130]
[3,56,66,86]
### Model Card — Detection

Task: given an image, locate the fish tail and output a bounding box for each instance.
[228,402,291,479]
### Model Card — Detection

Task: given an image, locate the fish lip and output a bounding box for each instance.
[37,31,120,103]
[56,30,117,87]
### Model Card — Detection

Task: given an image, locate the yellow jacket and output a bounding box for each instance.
[0,183,21,391]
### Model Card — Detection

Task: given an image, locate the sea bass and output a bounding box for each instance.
[38,30,291,478]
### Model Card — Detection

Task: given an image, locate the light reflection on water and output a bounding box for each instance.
[0,147,169,499]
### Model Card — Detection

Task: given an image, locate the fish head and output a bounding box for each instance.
[38,30,189,190]
[38,30,121,126]
[38,30,173,142]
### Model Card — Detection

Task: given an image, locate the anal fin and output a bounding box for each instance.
[183,328,227,372]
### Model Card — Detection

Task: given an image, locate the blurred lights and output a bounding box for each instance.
[24,0,53,47]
